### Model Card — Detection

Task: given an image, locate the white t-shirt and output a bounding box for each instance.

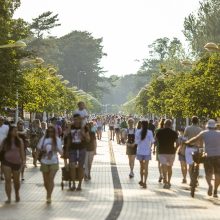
[0,124,9,145]
[74,109,89,124]
[37,137,63,165]
[135,129,154,156]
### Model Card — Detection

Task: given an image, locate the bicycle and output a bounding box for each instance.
[190,147,206,198]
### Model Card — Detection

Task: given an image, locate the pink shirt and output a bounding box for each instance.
[4,143,22,164]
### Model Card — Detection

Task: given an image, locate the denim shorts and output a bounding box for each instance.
[136,154,151,161]
[69,149,86,166]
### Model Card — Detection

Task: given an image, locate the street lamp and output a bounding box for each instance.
[204,42,220,52]
[0,40,27,49]
[77,71,87,90]
[16,57,45,123]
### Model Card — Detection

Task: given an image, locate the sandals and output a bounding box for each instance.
[139,181,144,186]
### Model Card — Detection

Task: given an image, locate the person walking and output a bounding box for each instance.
[84,121,97,181]
[135,120,154,189]
[186,119,220,198]
[153,118,165,183]
[96,117,103,140]
[126,118,137,178]
[67,114,90,191]
[17,120,29,181]
[37,125,63,203]
[114,118,121,144]
[177,128,187,183]
[184,116,203,186]
[0,116,9,180]
[156,119,178,189]
[0,125,25,204]
[29,119,44,167]
[109,116,115,141]
[74,101,89,125]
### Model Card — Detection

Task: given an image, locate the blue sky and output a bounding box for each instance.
[14,0,201,76]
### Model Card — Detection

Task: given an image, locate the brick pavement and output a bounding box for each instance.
[0,131,219,220]
[111,139,220,220]
[0,134,114,220]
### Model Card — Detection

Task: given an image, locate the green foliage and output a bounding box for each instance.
[57,31,105,97]
[30,11,61,38]
[0,0,30,111]
[134,53,220,118]
[184,0,220,54]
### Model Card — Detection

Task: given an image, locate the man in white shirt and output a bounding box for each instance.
[74,102,89,125]
[0,116,9,180]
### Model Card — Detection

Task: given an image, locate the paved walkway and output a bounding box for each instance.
[0,131,219,220]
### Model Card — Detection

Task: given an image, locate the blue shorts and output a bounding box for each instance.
[136,154,151,161]
[69,149,86,166]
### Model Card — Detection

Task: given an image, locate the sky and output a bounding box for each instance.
[14,0,201,77]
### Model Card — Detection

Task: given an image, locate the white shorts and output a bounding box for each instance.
[159,154,175,166]
[185,146,197,165]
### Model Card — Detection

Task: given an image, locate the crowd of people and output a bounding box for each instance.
[0,104,220,205]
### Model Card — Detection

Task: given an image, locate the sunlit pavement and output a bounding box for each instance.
[0,131,219,220]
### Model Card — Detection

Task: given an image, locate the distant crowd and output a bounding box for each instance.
[0,103,220,204]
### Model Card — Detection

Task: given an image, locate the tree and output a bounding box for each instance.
[0,0,29,112]
[183,0,220,55]
[57,31,106,97]
[30,11,61,39]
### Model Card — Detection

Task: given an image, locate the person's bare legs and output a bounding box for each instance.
[128,155,135,174]
[69,162,76,190]
[1,163,4,180]
[77,165,84,190]
[167,166,172,186]
[43,170,57,203]
[12,170,21,202]
[139,161,144,184]
[214,174,220,197]
[143,160,149,186]
[162,164,168,184]
[180,161,187,183]
[3,165,12,203]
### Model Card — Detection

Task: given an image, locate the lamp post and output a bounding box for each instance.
[77,71,87,90]
[17,57,44,123]
[204,42,220,52]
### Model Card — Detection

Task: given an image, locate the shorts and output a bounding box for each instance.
[2,160,21,171]
[178,154,186,162]
[204,156,220,176]
[185,146,197,165]
[97,127,102,131]
[136,154,151,161]
[109,126,114,131]
[40,163,59,173]
[159,154,175,166]
[69,149,86,166]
